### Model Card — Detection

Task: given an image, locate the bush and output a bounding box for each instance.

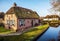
[0,23,4,27]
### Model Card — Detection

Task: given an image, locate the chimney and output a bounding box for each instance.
[13,2,17,7]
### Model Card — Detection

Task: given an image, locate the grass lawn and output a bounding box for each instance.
[0,27,10,32]
[0,27,14,34]
[18,24,49,41]
[0,24,49,41]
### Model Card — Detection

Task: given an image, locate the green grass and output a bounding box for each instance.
[0,26,14,34]
[0,27,10,32]
[19,24,49,41]
[0,24,49,41]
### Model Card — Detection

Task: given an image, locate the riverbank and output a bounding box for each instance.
[0,24,49,41]
[33,24,49,41]
[36,26,60,41]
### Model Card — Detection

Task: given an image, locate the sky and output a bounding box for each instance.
[0,0,51,17]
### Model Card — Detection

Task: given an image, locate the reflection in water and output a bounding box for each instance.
[37,26,60,41]
[48,38,55,41]
[58,30,60,41]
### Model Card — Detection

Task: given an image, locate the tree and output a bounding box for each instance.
[0,12,4,19]
[51,0,60,11]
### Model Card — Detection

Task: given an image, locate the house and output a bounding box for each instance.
[0,12,4,26]
[43,15,59,21]
[4,3,40,31]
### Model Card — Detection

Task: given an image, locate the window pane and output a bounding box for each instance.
[7,20,14,25]
[7,20,9,24]
[19,19,25,26]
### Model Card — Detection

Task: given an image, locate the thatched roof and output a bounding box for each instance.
[45,15,59,18]
[6,3,39,19]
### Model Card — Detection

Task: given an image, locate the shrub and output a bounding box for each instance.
[0,23,4,27]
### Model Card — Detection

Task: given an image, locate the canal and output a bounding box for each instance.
[37,26,60,41]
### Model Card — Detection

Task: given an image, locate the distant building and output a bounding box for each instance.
[4,3,40,31]
[43,15,59,21]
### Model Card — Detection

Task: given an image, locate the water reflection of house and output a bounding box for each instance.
[4,3,40,31]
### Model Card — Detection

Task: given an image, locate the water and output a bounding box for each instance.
[37,26,60,41]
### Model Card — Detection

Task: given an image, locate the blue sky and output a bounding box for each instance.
[0,0,51,16]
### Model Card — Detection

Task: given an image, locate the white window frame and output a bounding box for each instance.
[7,20,15,26]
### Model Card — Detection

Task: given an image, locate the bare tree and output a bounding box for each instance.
[51,0,60,11]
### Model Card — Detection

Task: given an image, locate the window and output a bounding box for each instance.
[10,20,15,25]
[7,20,9,24]
[27,11,30,14]
[19,19,25,26]
[7,20,15,26]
